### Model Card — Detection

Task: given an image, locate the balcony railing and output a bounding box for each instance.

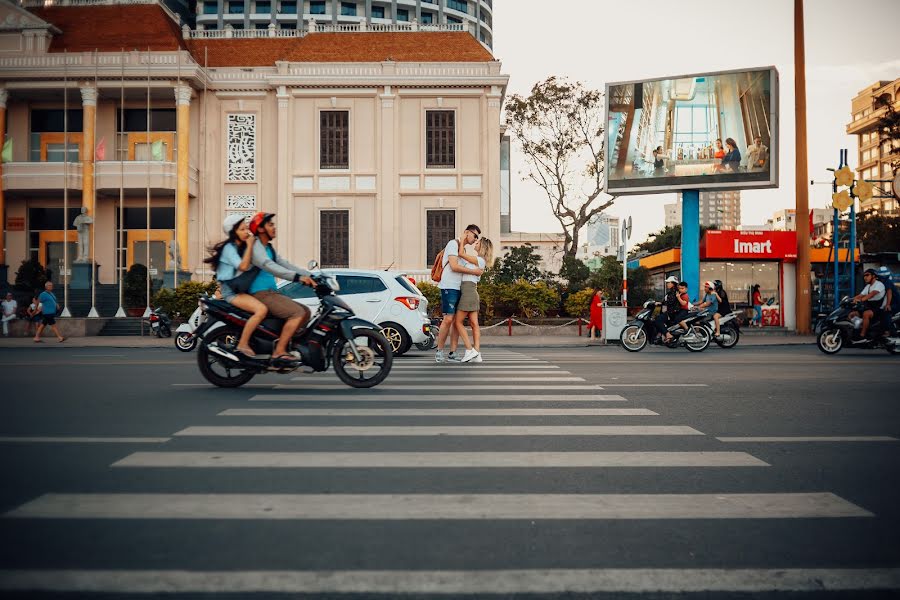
[185,21,465,38]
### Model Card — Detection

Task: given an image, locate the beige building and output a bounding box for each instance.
[498,232,566,275]
[846,78,899,215]
[0,0,507,313]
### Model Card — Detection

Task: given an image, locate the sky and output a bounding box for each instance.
[492,0,900,246]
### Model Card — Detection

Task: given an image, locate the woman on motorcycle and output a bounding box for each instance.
[714,280,732,338]
[655,276,680,343]
[204,215,268,357]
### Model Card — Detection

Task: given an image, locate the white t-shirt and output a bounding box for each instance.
[862,280,886,308]
[1,299,16,318]
[462,256,486,283]
[438,239,463,291]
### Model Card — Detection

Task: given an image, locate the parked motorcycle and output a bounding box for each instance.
[699,311,741,349]
[620,300,712,352]
[174,305,206,352]
[146,308,171,338]
[414,317,439,351]
[815,296,900,355]
[194,263,394,388]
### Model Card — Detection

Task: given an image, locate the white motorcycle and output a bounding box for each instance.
[174,305,206,352]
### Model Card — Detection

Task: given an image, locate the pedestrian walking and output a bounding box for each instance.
[433,224,484,363]
[2,292,17,336]
[33,281,65,343]
[25,294,42,336]
[751,284,763,328]
[588,289,604,341]
[449,237,493,362]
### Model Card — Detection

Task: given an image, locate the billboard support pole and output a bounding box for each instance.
[681,190,700,301]
[794,0,812,334]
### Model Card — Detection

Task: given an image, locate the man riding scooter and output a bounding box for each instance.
[653,276,682,343]
[849,268,886,344]
[247,212,317,365]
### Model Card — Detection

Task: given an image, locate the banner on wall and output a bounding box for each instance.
[701,230,797,261]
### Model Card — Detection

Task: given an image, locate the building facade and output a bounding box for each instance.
[0,0,507,312]
[194,0,494,48]
[577,213,619,263]
[669,190,741,229]
[498,232,565,275]
[846,77,899,215]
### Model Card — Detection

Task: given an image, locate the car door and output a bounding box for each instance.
[335,274,391,323]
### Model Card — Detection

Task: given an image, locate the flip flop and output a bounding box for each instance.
[33,339,43,343]
[58,337,66,343]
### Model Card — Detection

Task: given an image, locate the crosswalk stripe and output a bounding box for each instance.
[1,568,895,594]
[275,385,606,391]
[716,436,899,443]
[5,492,871,520]
[248,394,628,402]
[172,425,703,437]
[112,451,767,468]
[218,408,657,417]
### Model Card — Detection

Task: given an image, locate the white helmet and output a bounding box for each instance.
[222,213,246,235]
[665,276,679,284]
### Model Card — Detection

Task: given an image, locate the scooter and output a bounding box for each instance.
[414,316,439,351]
[815,296,900,355]
[194,263,394,388]
[146,308,171,338]
[174,305,206,352]
[699,311,741,349]
[620,301,712,352]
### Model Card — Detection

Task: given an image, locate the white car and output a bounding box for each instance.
[277,269,430,355]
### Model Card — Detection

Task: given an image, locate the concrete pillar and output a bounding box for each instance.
[174,85,192,272]
[276,86,292,259]
[486,85,502,245]
[379,85,396,267]
[0,88,7,269]
[80,85,97,259]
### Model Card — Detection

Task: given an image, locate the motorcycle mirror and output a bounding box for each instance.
[307,260,319,270]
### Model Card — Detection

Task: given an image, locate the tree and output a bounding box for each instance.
[856,210,900,253]
[874,94,899,176]
[492,245,543,284]
[505,77,615,257]
[587,256,653,306]
[14,259,48,292]
[633,224,717,254]
[558,255,590,292]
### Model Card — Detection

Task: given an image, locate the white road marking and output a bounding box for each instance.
[172,425,702,437]
[291,377,588,383]
[595,383,709,387]
[218,408,656,416]
[112,451,767,469]
[248,394,628,402]
[4,492,870,520]
[717,436,899,443]
[275,385,606,391]
[1,568,896,594]
[392,365,561,370]
[0,437,170,444]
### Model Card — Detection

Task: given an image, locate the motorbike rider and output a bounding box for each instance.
[696,280,720,336]
[850,268,886,343]
[653,276,681,343]
[669,281,692,341]
[876,266,898,336]
[714,280,732,335]
[247,212,317,364]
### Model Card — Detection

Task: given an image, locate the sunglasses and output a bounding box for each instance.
[467,230,479,240]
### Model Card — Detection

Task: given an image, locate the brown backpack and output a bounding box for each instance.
[430,249,445,283]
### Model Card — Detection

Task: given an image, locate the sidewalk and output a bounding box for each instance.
[0,334,817,349]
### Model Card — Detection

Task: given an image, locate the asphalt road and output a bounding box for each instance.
[0,343,898,599]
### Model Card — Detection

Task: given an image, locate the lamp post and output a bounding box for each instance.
[621,216,632,306]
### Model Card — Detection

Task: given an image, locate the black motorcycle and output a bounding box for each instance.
[147,308,171,338]
[620,300,712,352]
[194,265,393,388]
[815,296,900,355]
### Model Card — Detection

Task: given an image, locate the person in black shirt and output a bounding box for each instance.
[654,276,680,343]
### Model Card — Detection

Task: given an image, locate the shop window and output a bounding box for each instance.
[426,210,455,267]
[426,110,455,168]
[320,110,349,169]
[320,210,349,268]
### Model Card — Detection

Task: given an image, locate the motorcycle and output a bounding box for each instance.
[699,311,741,349]
[815,296,900,355]
[414,316,439,351]
[174,305,206,352]
[194,263,394,388]
[620,300,712,352]
[146,308,171,338]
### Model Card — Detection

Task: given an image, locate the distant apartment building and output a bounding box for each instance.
[846,77,899,214]
[741,208,832,236]
[194,0,494,47]
[577,213,619,263]
[668,190,742,229]
[498,232,565,274]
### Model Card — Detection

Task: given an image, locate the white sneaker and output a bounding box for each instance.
[472,352,483,363]
[461,349,480,363]
[435,350,445,363]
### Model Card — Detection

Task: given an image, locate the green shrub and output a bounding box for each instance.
[124,264,162,308]
[152,280,218,319]
[564,288,596,318]
[415,281,441,316]
[502,279,560,318]
[14,259,48,293]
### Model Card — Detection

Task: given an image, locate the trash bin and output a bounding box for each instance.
[602,305,628,342]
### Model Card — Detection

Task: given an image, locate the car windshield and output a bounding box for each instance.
[395,275,420,296]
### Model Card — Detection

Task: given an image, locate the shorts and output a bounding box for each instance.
[253,290,307,320]
[440,288,461,315]
[458,282,480,313]
[41,315,56,326]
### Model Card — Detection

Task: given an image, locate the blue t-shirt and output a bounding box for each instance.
[248,245,277,294]
[703,292,718,315]
[38,290,58,315]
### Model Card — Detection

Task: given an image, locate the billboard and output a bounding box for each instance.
[605,67,778,195]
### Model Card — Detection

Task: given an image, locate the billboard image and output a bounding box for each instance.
[605,67,778,195]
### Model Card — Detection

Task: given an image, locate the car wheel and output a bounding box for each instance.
[380,322,412,356]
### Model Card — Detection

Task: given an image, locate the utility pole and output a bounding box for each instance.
[794,0,811,333]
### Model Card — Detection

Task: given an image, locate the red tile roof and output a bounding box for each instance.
[185,38,296,68]
[31,5,186,53]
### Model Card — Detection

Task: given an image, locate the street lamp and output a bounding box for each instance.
[620,216,632,306]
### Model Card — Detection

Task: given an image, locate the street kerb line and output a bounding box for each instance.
[1,568,896,594]
[4,492,871,520]
[218,408,658,416]
[717,436,899,443]
[171,425,703,437]
[248,394,629,402]
[112,451,767,469]
[595,383,709,387]
[0,437,171,444]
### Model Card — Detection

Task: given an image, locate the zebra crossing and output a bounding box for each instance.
[2,349,895,596]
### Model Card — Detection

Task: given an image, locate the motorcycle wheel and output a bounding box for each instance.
[620,324,648,352]
[684,325,711,352]
[715,325,740,349]
[332,329,393,388]
[175,332,196,352]
[816,328,844,355]
[160,324,172,338]
[197,328,256,388]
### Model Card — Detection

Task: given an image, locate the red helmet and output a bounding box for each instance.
[248,212,275,235]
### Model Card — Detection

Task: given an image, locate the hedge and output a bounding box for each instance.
[152,280,218,319]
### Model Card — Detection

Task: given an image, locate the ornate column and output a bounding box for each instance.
[0,88,7,271]
[174,85,192,274]
[276,86,292,259]
[486,85,502,245]
[80,85,97,225]
[379,84,396,267]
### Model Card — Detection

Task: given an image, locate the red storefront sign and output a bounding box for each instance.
[701,230,797,261]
